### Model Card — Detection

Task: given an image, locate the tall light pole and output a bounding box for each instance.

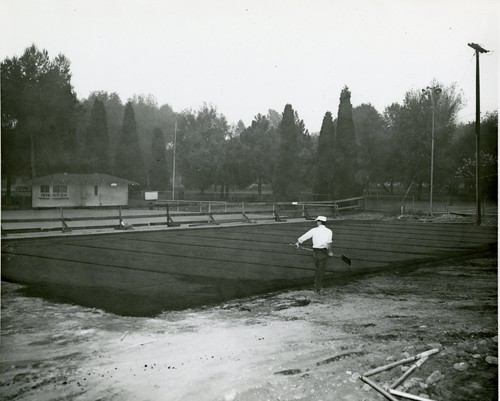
[172,122,177,201]
[422,86,442,216]
[468,42,489,226]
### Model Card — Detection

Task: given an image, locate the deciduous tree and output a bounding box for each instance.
[177,104,228,193]
[382,82,464,199]
[1,45,78,183]
[352,103,387,192]
[240,114,278,197]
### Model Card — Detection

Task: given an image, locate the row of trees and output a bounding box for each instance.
[2,45,498,203]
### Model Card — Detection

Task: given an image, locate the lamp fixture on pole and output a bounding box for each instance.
[422,86,442,216]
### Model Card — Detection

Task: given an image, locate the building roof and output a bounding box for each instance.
[33,173,139,186]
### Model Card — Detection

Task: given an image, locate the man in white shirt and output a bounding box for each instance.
[295,215,333,294]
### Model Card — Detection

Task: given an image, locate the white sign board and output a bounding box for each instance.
[144,191,158,200]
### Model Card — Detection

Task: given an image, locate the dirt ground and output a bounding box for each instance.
[0,251,497,401]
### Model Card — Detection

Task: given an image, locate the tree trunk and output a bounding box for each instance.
[417,181,423,201]
[30,130,36,179]
[5,175,12,205]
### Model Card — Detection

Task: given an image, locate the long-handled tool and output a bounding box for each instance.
[288,244,352,266]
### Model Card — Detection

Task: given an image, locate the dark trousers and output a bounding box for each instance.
[312,248,328,292]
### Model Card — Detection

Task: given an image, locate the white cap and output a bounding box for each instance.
[315,216,327,222]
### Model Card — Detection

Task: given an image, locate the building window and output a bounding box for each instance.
[52,185,68,198]
[94,185,99,196]
[40,185,50,198]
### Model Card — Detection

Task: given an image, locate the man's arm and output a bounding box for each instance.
[295,229,314,248]
[327,242,333,257]
[327,229,333,256]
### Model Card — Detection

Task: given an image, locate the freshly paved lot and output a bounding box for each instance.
[2,215,496,315]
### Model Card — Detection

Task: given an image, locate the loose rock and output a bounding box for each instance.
[425,370,443,385]
[453,362,469,371]
[224,390,236,401]
[351,372,361,381]
[400,352,411,360]
[485,356,498,365]
[403,377,422,389]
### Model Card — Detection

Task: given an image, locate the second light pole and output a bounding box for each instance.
[422,86,442,216]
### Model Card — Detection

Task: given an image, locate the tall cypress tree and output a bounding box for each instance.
[114,102,146,185]
[83,98,110,173]
[333,87,360,198]
[273,104,300,200]
[148,127,169,190]
[313,111,335,200]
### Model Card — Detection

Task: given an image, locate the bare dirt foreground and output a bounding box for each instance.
[1,254,498,401]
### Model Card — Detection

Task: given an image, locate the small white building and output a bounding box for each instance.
[32,173,138,208]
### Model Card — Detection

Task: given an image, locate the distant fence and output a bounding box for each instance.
[364,194,416,214]
[129,190,325,205]
[363,194,498,216]
[1,198,365,236]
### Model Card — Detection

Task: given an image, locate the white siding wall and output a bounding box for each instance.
[82,183,128,207]
[32,183,129,208]
[32,184,82,208]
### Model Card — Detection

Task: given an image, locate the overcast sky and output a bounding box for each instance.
[1,0,498,133]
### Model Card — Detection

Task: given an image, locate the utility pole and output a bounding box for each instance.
[172,122,177,201]
[422,86,441,216]
[468,42,489,226]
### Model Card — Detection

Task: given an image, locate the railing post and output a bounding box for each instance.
[117,205,133,230]
[166,203,179,227]
[61,206,71,233]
